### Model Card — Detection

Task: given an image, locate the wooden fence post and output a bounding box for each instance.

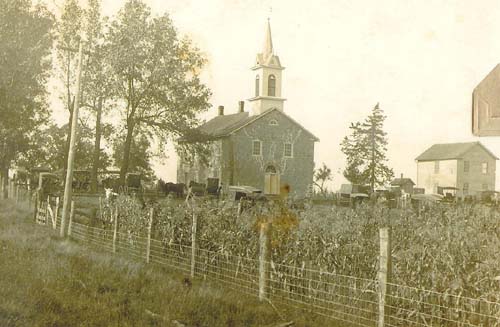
[259,222,271,301]
[46,196,51,226]
[191,210,197,278]
[113,203,118,253]
[15,184,19,205]
[33,191,38,222]
[237,199,242,219]
[146,207,153,263]
[68,200,74,236]
[378,227,392,327]
[55,197,60,229]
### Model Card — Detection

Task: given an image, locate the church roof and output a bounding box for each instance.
[198,111,252,138]
[195,108,319,142]
[415,142,498,161]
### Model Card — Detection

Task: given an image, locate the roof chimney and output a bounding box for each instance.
[238,101,244,113]
[218,105,224,116]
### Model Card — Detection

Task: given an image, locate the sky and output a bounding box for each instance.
[48,0,500,190]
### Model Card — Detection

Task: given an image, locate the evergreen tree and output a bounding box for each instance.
[340,103,394,191]
[313,163,333,194]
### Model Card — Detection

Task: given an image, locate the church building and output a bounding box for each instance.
[177,21,319,198]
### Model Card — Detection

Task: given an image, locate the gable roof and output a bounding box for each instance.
[198,111,251,138]
[415,142,498,161]
[194,108,319,142]
[391,178,415,186]
[229,108,319,141]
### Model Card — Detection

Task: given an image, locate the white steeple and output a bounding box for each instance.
[248,20,286,115]
[262,19,273,61]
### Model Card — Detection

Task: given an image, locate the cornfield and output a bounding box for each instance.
[96,195,500,325]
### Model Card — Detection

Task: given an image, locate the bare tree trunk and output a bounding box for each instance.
[119,122,135,187]
[64,97,75,172]
[90,97,103,193]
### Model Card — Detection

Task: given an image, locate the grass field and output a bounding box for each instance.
[0,199,332,327]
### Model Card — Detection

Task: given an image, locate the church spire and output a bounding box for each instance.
[249,19,286,115]
[262,19,273,61]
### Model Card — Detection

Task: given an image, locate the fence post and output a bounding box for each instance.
[33,191,38,222]
[191,210,197,278]
[259,221,271,301]
[15,184,19,205]
[378,227,392,327]
[146,207,153,263]
[237,199,242,219]
[55,197,60,229]
[113,203,118,253]
[68,200,74,236]
[27,180,31,209]
[46,195,50,226]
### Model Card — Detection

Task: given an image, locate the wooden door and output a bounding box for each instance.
[264,165,280,195]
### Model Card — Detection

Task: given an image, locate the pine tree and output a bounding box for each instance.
[340,103,394,191]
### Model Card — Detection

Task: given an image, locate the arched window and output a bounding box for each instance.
[268,75,276,96]
[255,75,260,97]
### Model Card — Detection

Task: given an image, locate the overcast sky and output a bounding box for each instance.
[49,0,500,190]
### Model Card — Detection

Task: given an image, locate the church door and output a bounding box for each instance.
[264,165,280,195]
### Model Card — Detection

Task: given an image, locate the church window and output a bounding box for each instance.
[252,140,262,156]
[284,143,293,157]
[269,119,278,126]
[255,75,260,97]
[482,162,488,174]
[268,75,276,96]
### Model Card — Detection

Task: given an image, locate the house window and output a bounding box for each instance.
[463,182,469,195]
[284,143,293,157]
[268,75,276,96]
[464,161,469,173]
[482,183,489,190]
[255,75,260,97]
[434,161,440,174]
[482,162,488,174]
[252,140,262,156]
[269,119,278,126]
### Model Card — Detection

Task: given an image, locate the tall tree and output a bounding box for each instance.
[340,103,394,191]
[80,0,111,192]
[106,0,211,185]
[56,0,83,171]
[0,0,54,198]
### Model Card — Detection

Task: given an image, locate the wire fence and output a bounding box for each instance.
[385,282,500,327]
[8,188,500,327]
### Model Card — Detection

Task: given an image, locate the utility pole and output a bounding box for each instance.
[60,40,84,238]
